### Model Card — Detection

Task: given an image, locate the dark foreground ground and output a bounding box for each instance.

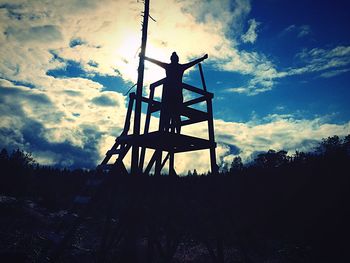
[0,139,349,262]
[1,168,349,263]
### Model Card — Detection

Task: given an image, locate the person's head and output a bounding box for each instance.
[170,52,179,64]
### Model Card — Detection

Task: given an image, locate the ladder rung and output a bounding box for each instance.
[107,149,122,155]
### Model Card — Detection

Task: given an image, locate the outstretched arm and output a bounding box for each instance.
[183,54,208,70]
[143,55,167,69]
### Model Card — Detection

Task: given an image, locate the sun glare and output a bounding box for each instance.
[114,32,168,85]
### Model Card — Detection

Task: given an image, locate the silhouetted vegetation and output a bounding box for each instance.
[0,135,349,262]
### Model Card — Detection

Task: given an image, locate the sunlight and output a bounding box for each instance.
[117,33,140,59]
[144,43,168,82]
[112,32,168,85]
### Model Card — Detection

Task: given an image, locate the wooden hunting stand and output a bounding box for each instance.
[44,1,218,262]
[99,69,218,176]
[99,7,218,177]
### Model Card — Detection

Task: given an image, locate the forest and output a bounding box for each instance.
[0,135,349,262]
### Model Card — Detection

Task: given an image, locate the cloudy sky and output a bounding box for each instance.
[0,0,349,173]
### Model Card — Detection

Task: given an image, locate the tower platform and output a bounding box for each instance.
[117,131,216,153]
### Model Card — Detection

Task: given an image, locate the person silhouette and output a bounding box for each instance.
[143,52,208,133]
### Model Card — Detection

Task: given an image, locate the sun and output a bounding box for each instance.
[115,32,169,85]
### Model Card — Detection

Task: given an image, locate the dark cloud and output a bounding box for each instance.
[0,3,24,20]
[226,144,240,155]
[5,25,62,43]
[254,136,271,144]
[0,127,25,149]
[88,60,99,67]
[290,139,319,152]
[0,83,101,169]
[69,37,86,48]
[0,107,101,169]
[64,90,82,97]
[0,85,52,105]
[91,95,119,107]
[216,134,234,142]
[20,120,102,169]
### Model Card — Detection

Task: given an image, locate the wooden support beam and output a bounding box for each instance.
[144,150,158,175]
[100,143,118,165]
[150,104,161,113]
[131,0,150,175]
[121,92,135,136]
[150,77,166,89]
[139,84,156,171]
[180,117,207,127]
[160,152,170,171]
[182,83,213,98]
[169,152,175,176]
[155,151,162,176]
[181,106,208,120]
[141,96,161,107]
[206,98,218,174]
[183,96,206,107]
[198,63,207,92]
[107,149,122,156]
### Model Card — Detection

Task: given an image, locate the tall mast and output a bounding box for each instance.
[131,0,150,174]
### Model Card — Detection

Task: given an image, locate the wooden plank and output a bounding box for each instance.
[144,150,158,175]
[141,96,160,105]
[150,77,166,89]
[180,117,207,127]
[182,83,213,98]
[150,104,161,113]
[181,106,208,120]
[115,132,215,153]
[173,141,216,153]
[183,96,206,106]
[107,149,121,155]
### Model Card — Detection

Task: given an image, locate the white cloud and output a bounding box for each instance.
[280,24,311,38]
[0,78,127,167]
[224,87,246,94]
[225,45,350,95]
[297,25,311,38]
[214,115,350,165]
[0,0,283,96]
[288,45,350,76]
[241,19,260,44]
[320,68,350,78]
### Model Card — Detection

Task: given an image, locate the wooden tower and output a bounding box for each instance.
[99,1,218,176]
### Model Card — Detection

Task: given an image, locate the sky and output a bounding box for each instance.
[0,0,349,174]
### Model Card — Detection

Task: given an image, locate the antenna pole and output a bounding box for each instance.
[131,0,150,175]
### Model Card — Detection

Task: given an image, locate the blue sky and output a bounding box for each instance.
[0,0,349,173]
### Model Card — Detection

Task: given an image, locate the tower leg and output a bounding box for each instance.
[207,98,218,174]
[155,151,162,176]
[210,147,218,174]
[169,152,175,176]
